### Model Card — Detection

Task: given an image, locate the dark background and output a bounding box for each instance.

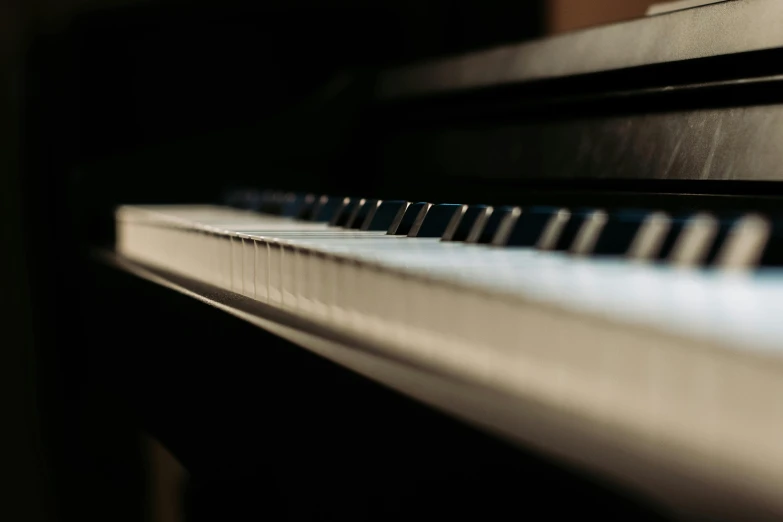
[36,0,546,244]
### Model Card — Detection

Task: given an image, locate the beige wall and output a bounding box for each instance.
[548,0,653,33]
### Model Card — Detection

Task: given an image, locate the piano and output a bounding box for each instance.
[12,0,783,521]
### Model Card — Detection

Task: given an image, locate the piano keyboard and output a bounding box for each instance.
[115,191,783,519]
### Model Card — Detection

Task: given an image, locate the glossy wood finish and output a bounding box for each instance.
[378,0,783,100]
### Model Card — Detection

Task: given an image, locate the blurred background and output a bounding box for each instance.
[1,1,668,522]
[550,0,651,32]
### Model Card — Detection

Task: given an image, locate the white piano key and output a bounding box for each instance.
[281,244,298,312]
[230,234,243,293]
[331,256,350,328]
[360,261,386,339]
[188,228,200,281]
[377,266,406,344]
[351,260,373,334]
[345,258,366,332]
[254,239,269,302]
[324,253,342,325]
[241,235,256,298]
[309,251,328,320]
[295,247,314,315]
[206,227,222,288]
[267,242,283,305]
[217,233,233,290]
[183,227,194,278]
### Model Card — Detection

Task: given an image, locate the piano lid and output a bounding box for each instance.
[377,0,781,100]
[647,0,733,16]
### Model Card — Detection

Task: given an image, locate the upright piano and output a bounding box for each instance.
[13,0,783,521]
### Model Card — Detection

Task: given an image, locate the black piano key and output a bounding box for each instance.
[294,194,318,220]
[343,198,367,228]
[536,209,571,250]
[759,219,783,267]
[305,195,327,221]
[410,204,462,237]
[657,212,742,266]
[570,210,609,255]
[715,215,773,269]
[550,209,596,251]
[272,192,290,214]
[656,214,693,261]
[364,201,409,231]
[490,207,521,246]
[329,198,358,227]
[704,215,744,265]
[390,203,432,236]
[280,193,310,217]
[360,200,383,230]
[222,188,242,208]
[256,190,274,212]
[440,205,468,241]
[246,190,267,211]
[592,209,654,256]
[349,199,381,229]
[503,206,565,247]
[667,213,719,266]
[259,191,285,214]
[225,188,265,210]
[443,205,489,242]
[470,206,516,244]
[312,196,343,222]
[626,212,672,260]
[464,207,494,243]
